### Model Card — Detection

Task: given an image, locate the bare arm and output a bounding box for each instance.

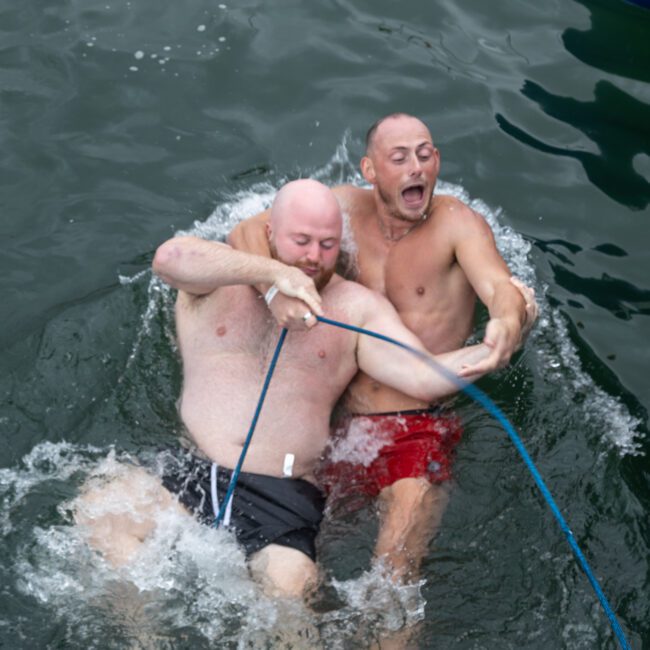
[227,210,272,257]
[450,202,536,372]
[354,290,491,402]
[152,235,320,306]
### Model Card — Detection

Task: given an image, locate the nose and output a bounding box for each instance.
[305,242,321,264]
[409,153,422,177]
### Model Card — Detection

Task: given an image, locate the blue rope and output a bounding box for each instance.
[211,315,629,648]
[213,327,288,527]
[316,315,630,650]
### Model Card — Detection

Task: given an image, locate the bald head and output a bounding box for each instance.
[270,179,341,232]
[267,179,342,290]
[365,113,432,156]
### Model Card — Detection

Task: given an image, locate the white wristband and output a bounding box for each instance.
[264,285,279,306]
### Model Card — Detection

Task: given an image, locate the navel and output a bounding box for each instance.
[416,286,425,296]
[216,325,227,337]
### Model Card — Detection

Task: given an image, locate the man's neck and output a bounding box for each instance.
[375,209,428,243]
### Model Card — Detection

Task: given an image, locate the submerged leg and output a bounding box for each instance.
[249,543,319,599]
[74,465,187,567]
[374,477,450,582]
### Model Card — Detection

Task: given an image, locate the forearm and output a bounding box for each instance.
[364,342,490,403]
[152,236,282,295]
[401,343,491,401]
[357,292,492,401]
[487,279,526,330]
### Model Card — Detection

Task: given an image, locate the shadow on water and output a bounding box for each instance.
[533,237,650,320]
[563,0,650,83]
[496,80,650,210]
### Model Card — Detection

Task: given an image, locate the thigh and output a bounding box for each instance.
[249,544,318,598]
[74,465,187,563]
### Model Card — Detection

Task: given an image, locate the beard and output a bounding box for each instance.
[269,241,335,291]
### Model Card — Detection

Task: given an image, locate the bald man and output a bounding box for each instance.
[229,114,538,582]
[75,179,491,600]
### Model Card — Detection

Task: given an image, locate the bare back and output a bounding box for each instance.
[175,278,360,483]
[335,186,477,412]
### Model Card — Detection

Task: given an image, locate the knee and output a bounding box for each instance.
[249,546,318,599]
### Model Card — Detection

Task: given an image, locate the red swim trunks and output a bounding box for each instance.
[317,408,463,501]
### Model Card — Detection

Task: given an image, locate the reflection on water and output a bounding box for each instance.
[497,80,650,210]
[551,264,650,320]
[563,0,650,83]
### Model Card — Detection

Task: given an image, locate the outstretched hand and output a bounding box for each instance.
[268,266,323,330]
[457,276,538,378]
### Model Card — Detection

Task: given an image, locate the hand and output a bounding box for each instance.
[458,317,518,377]
[268,265,323,330]
[510,276,538,346]
[268,292,320,330]
[459,277,539,377]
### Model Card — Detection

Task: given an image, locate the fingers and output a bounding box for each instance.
[302,311,317,328]
[274,270,323,316]
[269,294,319,331]
[510,276,539,341]
[295,286,323,317]
[510,276,538,315]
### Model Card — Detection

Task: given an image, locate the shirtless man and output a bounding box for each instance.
[75,179,491,600]
[228,114,537,582]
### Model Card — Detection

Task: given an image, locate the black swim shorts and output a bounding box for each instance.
[161,451,325,561]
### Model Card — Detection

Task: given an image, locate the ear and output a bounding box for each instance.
[360,156,376,184]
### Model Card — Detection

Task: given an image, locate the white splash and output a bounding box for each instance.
[323,562,426,642]
[10,444,323,646]
[326,416,394,467]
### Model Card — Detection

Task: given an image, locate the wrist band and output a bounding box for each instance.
[264,285,279,306]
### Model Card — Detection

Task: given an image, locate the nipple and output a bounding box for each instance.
[318,349,326,359]
[416,286,425,296]
[216,325,227,336]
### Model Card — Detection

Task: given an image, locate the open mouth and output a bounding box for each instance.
[401,184,425,206]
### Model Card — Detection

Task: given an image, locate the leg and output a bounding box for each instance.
[74,465,187,567]
[374,477,450,582]
[249,544,319,599]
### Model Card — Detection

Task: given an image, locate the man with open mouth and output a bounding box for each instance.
[229,113,537,585]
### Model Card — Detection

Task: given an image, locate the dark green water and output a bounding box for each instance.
[1,0,649,647]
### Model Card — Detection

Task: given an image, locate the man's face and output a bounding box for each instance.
[363,116,439,222]
[268,207,341,290]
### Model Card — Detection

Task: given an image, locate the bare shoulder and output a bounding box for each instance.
[323,276,391,319]
[333,184,372,214]
[432,194,492,238]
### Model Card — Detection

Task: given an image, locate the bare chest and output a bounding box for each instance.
[176,286,356,379]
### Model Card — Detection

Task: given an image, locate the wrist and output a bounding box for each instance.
[264,285,279,306]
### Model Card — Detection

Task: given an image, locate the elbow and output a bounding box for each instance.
[152,237,189,285]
